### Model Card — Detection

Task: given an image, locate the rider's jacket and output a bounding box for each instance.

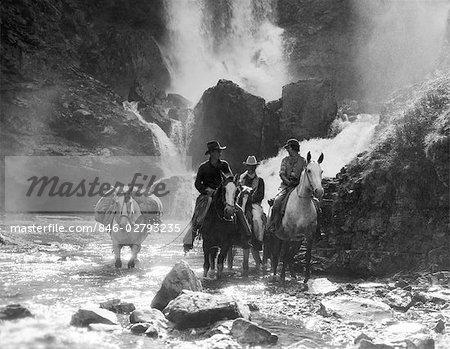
[195,159,232,195]
[279,154,306,189]
[239,172,265,206]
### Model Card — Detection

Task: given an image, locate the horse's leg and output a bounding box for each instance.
[227,247,234,270]
[251,248,262,272]
[289,241,300,280]
[280,241,289,284]
[271,235,282,277]
[113,243,122,268]
[242,248,250,277]
[304,236,313,283]
[262,236,270,272]
[128,244,141,269]
[203,244,210,277]
[217,244,232,279]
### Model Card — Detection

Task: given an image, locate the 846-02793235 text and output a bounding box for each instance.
[9,223,181,234]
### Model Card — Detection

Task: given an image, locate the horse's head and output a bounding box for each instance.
[305,151,324,199]
[218,172,239,220]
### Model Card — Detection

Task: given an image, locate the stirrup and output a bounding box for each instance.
[268,198,274,207]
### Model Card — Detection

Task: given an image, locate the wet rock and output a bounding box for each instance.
[0,304,33,320]
[247,302,259,312]
[151,260,202,311]
[307,278,340,295]
[319,296,392,322]
[355,339,394,349]
[88,323,122,332]
[394,279,412,291]
[230,318,278,345]
[280,79,337,142]
[163,290,250,329]
[100,299,135,314]
[208,320,234,336]
[130,308,167,324]
[434,319,445,333]
[355,333,373,344]
[382,322,428,347]
[405,336,435,349]
[130,322,160,338]
[385,289,414,311]
[70,306,118,327]
[171,334,241,349]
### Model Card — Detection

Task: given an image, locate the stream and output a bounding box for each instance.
[1,214,449,349]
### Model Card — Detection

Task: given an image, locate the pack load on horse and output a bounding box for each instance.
[266,138,324,283]
[94,185,163,268]
[182,140,253,279]
[227,156,266,275]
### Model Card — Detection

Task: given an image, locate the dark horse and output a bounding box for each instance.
[201,174,244,279]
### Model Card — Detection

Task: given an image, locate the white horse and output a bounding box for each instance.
[96,187,162,269]
[269,151,324,283]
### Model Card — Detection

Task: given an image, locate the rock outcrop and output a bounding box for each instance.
[151,260,202,311]
[280,79,337,141]
[189,80,267,172]
[316,72,450,275]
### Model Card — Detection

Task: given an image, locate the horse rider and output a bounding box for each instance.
[266,138,306,235]
[238,156,265,250]
[183,140,252,252]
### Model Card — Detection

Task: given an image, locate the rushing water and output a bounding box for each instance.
[0,214,330,349]
[161,0,289,102]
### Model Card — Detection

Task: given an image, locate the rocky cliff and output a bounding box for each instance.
[317,72,450,276]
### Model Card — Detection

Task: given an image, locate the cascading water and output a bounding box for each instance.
[161,0,289,102]
[123,101,188,176]
[257,114,379,212]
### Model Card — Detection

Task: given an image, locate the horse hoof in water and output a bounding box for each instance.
[115,259,122,268]
[128,260,135,269]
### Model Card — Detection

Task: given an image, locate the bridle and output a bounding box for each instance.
[299,163,322,199]
[214,176,237,222]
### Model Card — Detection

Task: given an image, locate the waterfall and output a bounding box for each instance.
[123,101,188,175]
[257,114,379,212]
[161,0,289,102]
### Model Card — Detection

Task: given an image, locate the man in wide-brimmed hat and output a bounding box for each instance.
[183,140,232,252]
[238,156,265,250]
[267,138,306,234]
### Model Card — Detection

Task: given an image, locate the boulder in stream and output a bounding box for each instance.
[129,308,169,338]
[319,296,392,322]
[0,304,33,320]
[100,299,136,314]
[163,290,250,329]
[151,260,202,311]
[230,318,278,345]
[384,289,414,311]
[70,306,118,327]
[307,278,340,295]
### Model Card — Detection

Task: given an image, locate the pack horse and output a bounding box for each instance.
[95,186,163,268]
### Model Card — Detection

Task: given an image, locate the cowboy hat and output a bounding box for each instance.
[283,138,300,149]
[243,155,260,166]
[205,140,226,155]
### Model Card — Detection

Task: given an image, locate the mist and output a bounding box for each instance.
[354,0,450,101]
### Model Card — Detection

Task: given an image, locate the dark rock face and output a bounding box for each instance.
[189,80,267,172]
[151,260,202,311]
[280,79,337,141]
[317,73,450,276]
[163,290,250,329]
[0,304,33,320]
